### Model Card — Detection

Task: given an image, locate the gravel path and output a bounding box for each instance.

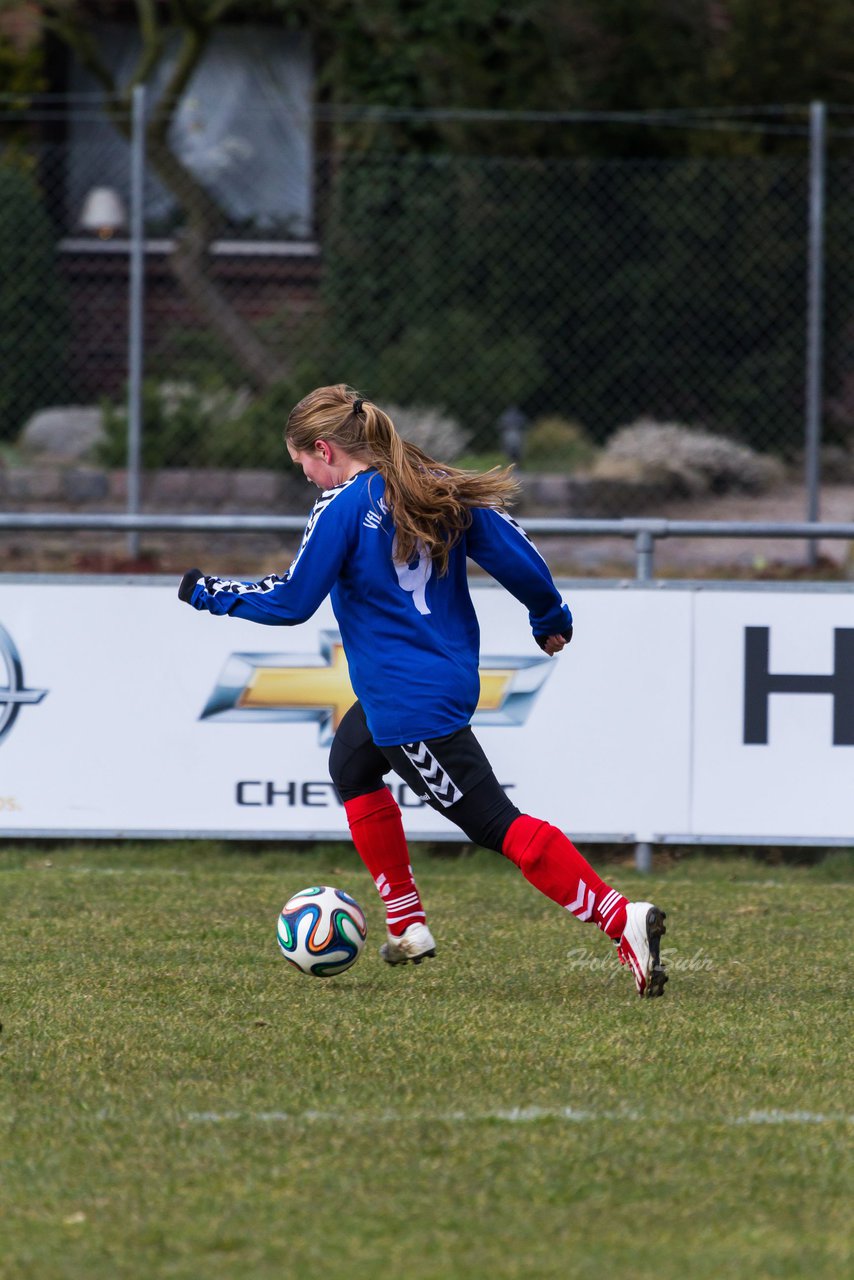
[547,484,854,577]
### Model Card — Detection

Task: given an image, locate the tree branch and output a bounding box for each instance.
[126,0,167,91]
[43,7,116,96]
[146,23,209,146]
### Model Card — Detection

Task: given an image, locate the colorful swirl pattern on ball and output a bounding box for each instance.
[277,886,367,977]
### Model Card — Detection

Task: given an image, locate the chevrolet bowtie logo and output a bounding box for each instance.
[202,630,553,743]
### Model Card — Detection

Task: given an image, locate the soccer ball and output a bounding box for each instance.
[276,885,367,977]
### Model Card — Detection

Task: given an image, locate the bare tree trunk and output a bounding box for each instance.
[146,140,288,389]
[170,228,288,389]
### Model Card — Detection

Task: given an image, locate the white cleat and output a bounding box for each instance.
[617,901,668,998]
[379,922,437,966]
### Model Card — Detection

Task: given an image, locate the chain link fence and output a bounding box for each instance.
[2,97,854,520]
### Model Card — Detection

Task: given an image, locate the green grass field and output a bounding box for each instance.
[1,842,851,1280]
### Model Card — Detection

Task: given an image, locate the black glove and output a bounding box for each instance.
[178,568,204,603]
[535,625,573,651]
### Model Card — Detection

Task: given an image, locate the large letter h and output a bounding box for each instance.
[743,627,854,745]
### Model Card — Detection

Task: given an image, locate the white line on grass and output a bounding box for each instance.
[184,1107,636,1125]
[0,866,192,876]
[733,1109,851,1125]
[69,867,192,876]
[184,1106,852,1127]
[643,879,853,891]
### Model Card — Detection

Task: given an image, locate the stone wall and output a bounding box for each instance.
[0,466,306,512]
[0,465,666,516]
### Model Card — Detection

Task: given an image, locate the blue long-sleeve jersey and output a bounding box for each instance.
[187,469,572,746]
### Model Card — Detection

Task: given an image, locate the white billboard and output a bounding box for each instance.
[691,590,854,840]
[0,580,851,842]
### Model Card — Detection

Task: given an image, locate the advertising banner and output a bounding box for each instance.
[0,580,851,842]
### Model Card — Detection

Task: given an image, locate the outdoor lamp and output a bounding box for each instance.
[79,186,127,239]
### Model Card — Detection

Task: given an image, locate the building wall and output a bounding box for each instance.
[59,247,322,398]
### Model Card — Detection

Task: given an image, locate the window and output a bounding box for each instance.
[68,24,313,240]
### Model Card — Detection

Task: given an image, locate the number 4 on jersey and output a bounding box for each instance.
[394,547,432,616]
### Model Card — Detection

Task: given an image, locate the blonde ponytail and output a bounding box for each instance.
[287,384,520,575]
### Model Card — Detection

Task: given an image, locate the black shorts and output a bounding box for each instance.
[329,701,520,852]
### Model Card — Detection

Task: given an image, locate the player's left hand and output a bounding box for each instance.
[536,626,573,656]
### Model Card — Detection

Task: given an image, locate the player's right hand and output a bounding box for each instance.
[178,568,204,603]
[535,625,573,656]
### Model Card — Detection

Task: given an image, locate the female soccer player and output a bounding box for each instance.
[178,385,667,997]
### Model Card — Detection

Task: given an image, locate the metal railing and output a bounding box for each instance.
[3,512,853,581]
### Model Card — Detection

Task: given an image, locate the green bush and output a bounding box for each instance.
[0,164,69,441]
[97,377,312,470]
[99,379,232,469]
[315,153,827,454]
[318,160,549,441]
[523,416,597,469]
[223,380,301,469]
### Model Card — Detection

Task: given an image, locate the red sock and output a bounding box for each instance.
[502,815,627,939]
[343,788,426,936]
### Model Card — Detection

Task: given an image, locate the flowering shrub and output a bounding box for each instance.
[594,418,786,497]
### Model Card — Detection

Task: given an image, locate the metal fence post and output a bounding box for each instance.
[634,842,653,874]
[634,528,654,581]
[127,84,146,559]
[805,100,826,568]
[635,526,654,870]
